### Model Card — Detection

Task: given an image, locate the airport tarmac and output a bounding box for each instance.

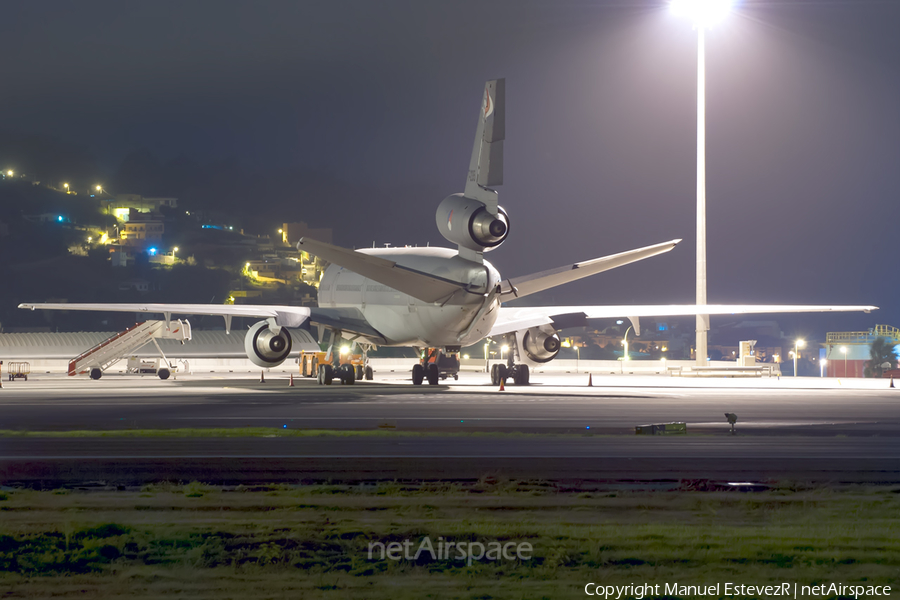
[2,371,899,485]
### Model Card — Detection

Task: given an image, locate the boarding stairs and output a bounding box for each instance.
[68,320,192,376]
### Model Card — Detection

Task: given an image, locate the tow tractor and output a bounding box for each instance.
[300,350,373,385]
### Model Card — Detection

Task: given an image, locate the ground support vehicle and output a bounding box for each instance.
[6,361,30,381]
[301,350,373,385]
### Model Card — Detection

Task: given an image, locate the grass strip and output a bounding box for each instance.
[0,482,898,598]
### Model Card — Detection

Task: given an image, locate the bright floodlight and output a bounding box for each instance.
[672,0,732,27]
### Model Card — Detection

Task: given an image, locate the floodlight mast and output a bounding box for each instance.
[672,0,732,367]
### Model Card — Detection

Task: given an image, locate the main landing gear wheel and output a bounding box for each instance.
[342,364,355,385]
[318,364,334,385]
[512,364,530,386]
[365,366,374,381]
[412,363,425,385]
[426,363,440,386]
[490,363,508,386]
[355,365,364,380]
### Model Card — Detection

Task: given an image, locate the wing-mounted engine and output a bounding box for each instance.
[245,320,293,368]
[514,325,561,365]
[436,194,509,253]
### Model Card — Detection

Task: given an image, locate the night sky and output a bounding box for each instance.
[2,0,898,335]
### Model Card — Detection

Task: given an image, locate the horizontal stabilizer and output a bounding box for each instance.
[297,237,466,304]
[500,239,680,300]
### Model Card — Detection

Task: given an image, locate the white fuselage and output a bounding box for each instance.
[317,247,500,347]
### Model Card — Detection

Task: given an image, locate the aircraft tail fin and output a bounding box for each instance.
[464,79,505,211]
[500,239,681,300]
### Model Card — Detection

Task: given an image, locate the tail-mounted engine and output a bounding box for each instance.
[515,326,561,364]
[245,320,293,368]
[436,194,509,253]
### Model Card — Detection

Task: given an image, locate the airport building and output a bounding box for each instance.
[822,325,900,377]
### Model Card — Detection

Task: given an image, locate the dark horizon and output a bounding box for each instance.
[0,0,896,331]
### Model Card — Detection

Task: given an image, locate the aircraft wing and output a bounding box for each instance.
[489,304,879,337]
[18,302,387,344]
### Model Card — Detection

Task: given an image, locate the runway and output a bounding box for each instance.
[2,372,899,485]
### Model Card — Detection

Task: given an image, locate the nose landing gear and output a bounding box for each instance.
[411,348,460,385]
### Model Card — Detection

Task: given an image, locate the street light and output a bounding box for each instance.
[63,183,69,193]
[840,346,848,377]
[672,0,733,368]
[793,339,805,378]
[501,344,509,361]
[622,325,633,361]
[820,358,827,378]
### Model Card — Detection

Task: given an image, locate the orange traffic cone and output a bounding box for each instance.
[587,373,593,387]
[289,373,294,387]
[499,378,505,391]
[260,370,266,383]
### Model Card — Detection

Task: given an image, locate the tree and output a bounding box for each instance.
[864,337,897,378]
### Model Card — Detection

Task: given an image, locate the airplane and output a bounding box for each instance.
[20,79,877,386]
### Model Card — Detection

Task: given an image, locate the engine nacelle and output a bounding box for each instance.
[244,320,293,368]
[516,326,561,364]
[436,194,509,252]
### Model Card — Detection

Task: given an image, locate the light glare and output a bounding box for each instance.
[671,0,732,27]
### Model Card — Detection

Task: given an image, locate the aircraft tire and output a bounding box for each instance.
[490,363,499,385]
[343,365,355,385]
[355,365,364,380]
[426,363,439,385]
[412,363,425,385]
[90,368,102,380]
[513,364,529,386]
[322,364,334,386]
[497,363,508,383]
[365,366,374,380]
